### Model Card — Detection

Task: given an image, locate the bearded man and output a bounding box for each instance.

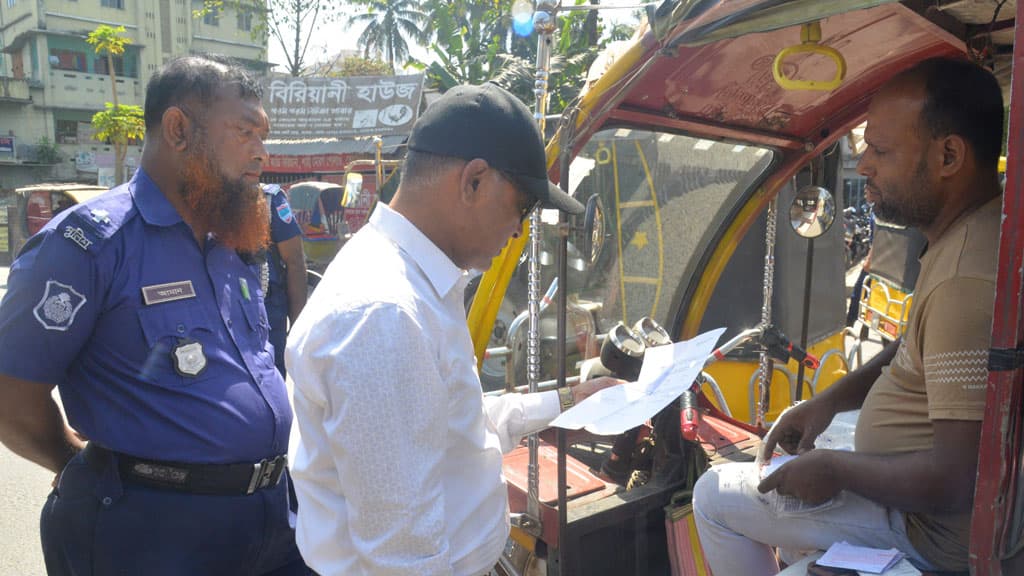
[0,55,309,575]
[693,57,1003,575]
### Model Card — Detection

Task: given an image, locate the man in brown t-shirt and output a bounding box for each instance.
[693,57,1003,574]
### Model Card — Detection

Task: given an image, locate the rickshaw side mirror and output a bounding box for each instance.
[343,172,363,208]
[789,185,836,239]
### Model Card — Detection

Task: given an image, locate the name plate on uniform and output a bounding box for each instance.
[142,281,196,306]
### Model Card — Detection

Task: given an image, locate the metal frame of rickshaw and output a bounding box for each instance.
[458,0,1024,574]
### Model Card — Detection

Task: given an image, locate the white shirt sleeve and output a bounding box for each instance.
[482,390,561,454]
[297,302,454,576]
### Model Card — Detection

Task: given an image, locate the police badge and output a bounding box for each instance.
[33,280,87,331]
[172,338,207,377]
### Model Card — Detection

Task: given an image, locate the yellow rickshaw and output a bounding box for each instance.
[460,1,1024,575]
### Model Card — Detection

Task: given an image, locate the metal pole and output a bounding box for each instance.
[795,238,813,401]
[374,136,384,189]
[970,2,1024,572]
[756,196,778,427]
[525,0,559,533]
[556,104,579,575]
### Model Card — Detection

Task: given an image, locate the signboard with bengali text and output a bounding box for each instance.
[262,74,424,139]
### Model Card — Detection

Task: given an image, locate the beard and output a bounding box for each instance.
[179,140,269,257]
[869,154,939,228]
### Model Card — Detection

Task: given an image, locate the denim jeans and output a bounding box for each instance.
[692,462,936,576]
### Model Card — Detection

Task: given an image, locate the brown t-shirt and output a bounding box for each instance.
[855,196,1000,571]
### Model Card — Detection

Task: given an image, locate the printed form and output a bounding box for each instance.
[550,327,726,436]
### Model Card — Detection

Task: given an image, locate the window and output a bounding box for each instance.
[477,128,775,391]
[101,0,125,8]
[49,50,87,72]
[55,120,79,144]
[6,0,15,7]
[203,6,220,26]
[237,7,253,31]
[94,55,125,76]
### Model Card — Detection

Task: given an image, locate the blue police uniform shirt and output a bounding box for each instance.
[264,184,302,301]
[0,169,290,463]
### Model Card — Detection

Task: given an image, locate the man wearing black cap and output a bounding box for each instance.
[285,83,620,576]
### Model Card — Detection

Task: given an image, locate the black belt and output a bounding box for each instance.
[83,444,288,496]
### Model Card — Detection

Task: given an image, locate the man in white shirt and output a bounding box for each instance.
[286,83,620,576]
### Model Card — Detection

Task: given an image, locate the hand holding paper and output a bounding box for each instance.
[549,327,725,436]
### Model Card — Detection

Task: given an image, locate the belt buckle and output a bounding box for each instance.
[246,455,287,495]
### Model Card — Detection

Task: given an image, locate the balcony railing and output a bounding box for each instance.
[0,76,31,102]
[46,71,142,109]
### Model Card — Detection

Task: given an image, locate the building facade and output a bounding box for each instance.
[0,0,268,190]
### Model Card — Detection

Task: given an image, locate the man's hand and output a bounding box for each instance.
[757,449,842,505]
[0,375,83,474]
[570,376,625,405]
[758,396,837,461]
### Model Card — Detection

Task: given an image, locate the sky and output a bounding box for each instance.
[267,1,645,75]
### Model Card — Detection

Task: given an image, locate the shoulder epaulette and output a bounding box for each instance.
[52,188,133,255]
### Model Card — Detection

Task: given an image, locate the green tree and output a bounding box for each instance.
[196,0,344,76]
[310,54,393,77]
[91,103,146,171]
[348,0,428,72]
[416,0,636,114]
[87,25,144,184]
[266,0,347,76]
[34,137,61,165]
[86,25,129,108]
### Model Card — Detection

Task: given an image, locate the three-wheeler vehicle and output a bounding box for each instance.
[10,183,107,257]
[285,158,401,276]
[466,1,1024,575]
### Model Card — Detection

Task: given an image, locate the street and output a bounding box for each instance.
[0,443,50,575]
[0,265,49,576]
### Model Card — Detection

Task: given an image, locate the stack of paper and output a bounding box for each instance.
[817,541,906,574]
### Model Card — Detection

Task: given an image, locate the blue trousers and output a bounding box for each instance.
[266,296,289,378]
[41,448,309,576]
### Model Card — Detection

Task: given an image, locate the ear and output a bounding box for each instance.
[459,158,490,205]
[938,134,966,178]
[161,106,191,153]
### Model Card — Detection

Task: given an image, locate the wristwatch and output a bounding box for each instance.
[558,386,575,412]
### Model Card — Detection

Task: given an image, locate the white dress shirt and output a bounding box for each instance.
[286,203,561,576]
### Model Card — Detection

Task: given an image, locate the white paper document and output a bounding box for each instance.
[759,454,799,479]
[818,541,906,574]
[549,327,725,435]
[858,558,922,576]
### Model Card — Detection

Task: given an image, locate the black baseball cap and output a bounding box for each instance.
[407,83,585,215]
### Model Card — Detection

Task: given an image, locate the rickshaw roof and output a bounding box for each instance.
[15,183,107,201]
[286,181,344,212]
[572,0,1014,151]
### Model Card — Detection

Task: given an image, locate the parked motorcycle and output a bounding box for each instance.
[843,205,873,268]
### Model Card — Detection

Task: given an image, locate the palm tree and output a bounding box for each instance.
[348,0,428,72]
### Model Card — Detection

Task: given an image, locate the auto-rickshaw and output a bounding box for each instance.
[850,219,926,348]
[11,183,107,257]
[464,1,1024,574]
[285,180,347,273]
[286,159,402,278]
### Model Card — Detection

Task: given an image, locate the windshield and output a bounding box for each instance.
[480,127,774,391]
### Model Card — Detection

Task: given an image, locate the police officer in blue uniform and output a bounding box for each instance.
[0,55,308,575]
[262,183,306,377]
